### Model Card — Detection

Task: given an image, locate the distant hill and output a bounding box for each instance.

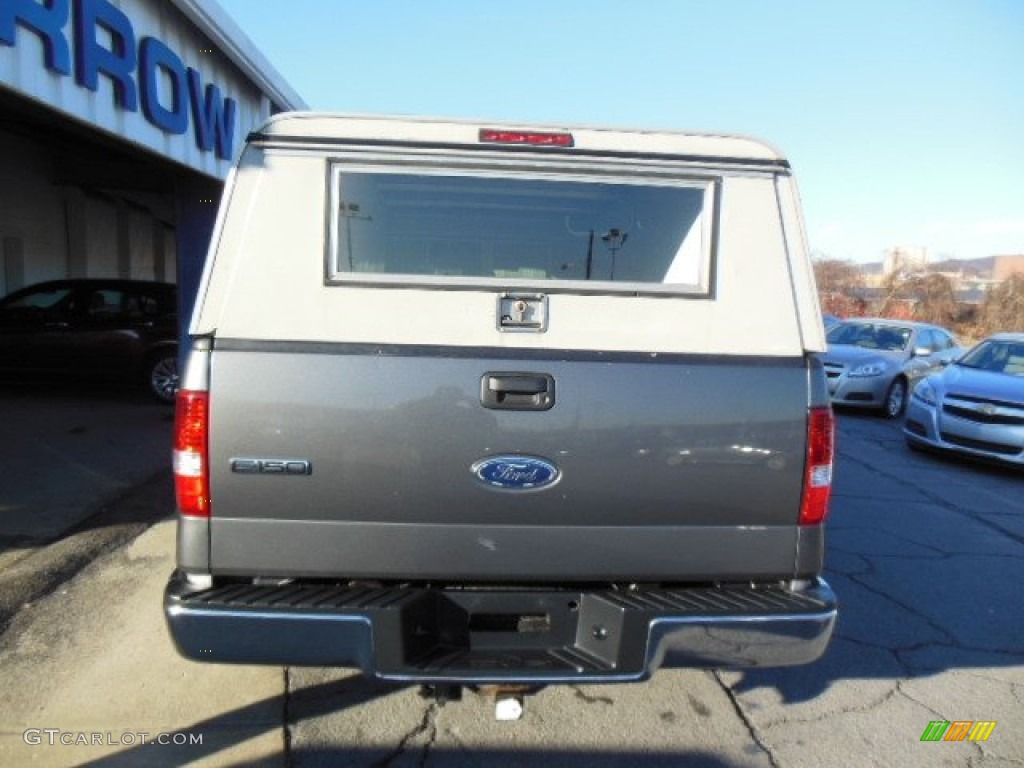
[929,256,996,276]
[857,255,996,277]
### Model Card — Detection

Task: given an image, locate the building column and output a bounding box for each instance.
[152,218,167,283]
[117,199,131,279]
[63,188,88,277]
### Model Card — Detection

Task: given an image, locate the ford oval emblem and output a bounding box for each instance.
[471,455,561,491]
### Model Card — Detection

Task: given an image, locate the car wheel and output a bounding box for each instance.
[883,378,907,419]
[147,350,179,403]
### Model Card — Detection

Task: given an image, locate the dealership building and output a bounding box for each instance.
[0,0,306,315]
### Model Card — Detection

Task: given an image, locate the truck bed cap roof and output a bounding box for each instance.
[250,112,788,166]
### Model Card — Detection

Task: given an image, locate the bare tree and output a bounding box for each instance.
[976,274,1024,335]
[879,272,958,325]
[813,259,864,317]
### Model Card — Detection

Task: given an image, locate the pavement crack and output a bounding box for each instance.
[756,682,901,730]
[845,570,959,645]
[842,452,1024,548]
[829,533,947,558]
[895,683,947,721]
[572,685,613,705]
[897,677,1004,767]
[838,635,980,666]
[832,631,916,661]
[372,699,440,768]
[712,671,782,768]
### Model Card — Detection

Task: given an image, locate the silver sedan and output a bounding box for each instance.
[821,318,962,418]
[904,333,1024,467]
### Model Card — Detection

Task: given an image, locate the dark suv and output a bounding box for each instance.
[0,279,178,402]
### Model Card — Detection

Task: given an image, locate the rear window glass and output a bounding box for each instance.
[328,168,714,294]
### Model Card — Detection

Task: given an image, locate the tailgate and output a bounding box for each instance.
[206,342,809,581]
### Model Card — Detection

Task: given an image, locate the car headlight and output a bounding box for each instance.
[847,361,887,377]
[913,378,938,406]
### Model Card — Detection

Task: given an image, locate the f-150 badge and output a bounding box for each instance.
[471,456,560,491]
[231,458,312,475]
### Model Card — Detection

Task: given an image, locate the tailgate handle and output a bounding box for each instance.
[481,373,555,411]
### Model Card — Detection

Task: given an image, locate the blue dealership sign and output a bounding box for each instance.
[0,0,237,160]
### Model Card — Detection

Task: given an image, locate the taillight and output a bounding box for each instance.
[174,390,210,518]
[479,128,574,147]
[800,406,834,525]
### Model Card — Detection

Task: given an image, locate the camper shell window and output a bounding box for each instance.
[328,166,715,294]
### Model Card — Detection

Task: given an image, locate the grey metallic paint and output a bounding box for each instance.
[175,516,210,571]
[204,344,814,580]
[208,520,800,581]
[795,525,826,576]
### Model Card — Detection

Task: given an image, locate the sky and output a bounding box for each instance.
[215,0,1024,265]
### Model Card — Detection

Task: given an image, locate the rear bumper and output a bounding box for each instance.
[164,573,837,683]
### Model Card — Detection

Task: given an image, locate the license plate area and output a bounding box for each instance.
[376,590,638,678]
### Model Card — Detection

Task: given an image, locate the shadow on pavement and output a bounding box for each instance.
[0,378,174,635]
[74,673,746,768]
[0,377,173,546]
[729,410,1024,704]
[0,374,165,405]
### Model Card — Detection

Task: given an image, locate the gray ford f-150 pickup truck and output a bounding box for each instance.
[165,114,837,692]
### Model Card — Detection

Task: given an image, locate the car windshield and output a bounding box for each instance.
[826,322,912,351]
[956,340,1024,376]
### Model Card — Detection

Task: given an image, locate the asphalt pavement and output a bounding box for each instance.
[0,378,174,635]
[0,378,173,544]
